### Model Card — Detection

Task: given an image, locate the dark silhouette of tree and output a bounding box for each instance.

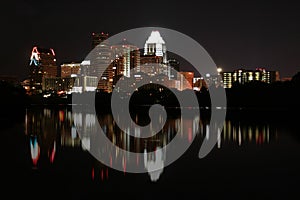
[291,72,300,87]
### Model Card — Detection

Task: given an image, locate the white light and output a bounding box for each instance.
[81,60,90,65]
[145,31,165,44]
[144,31,166,57]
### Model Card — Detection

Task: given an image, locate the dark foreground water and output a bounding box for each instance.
[1,105,300,199]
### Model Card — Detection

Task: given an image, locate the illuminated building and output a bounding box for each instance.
[168,59,180,80]
[141,31,170,78]
[111,39,140,78]
[255,67,280,84]
[90,32,113,92]
[144,31,167,63]
[221,68,280,88]
[72,60,98,93]
[43,77,76,93]
[29,46,58,94]
[222,72,233,88]
[179,71,194,90]
[193,77,206,91]
[60,62,81,78]
[140,55,165,76]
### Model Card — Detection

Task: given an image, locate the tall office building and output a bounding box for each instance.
[141,31,170,78]
[168,58,180,79]
[144,31,167,63]
[90,32,113,92]
[29,46,58,93]
[111,39,140,78]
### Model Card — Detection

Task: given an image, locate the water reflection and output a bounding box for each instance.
[24,107,276,181]
[144,147,165,182]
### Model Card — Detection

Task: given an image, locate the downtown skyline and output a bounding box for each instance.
[2,0,300,80]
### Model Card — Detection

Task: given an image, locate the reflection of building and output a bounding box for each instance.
[28,46,58,94]
[25,108,80,168]
[144,147,165,182]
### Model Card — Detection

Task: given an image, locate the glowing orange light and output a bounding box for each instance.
[59,110,64,122]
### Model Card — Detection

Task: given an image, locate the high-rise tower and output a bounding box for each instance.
[29,46,58,94]
[143,31,167,64]
[141,31,169,78]
[90,32,112,92]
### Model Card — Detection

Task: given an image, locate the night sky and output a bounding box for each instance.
[2,0,300,80]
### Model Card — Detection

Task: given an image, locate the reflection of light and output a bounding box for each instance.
[71,126,77,139]
[110,155,113,167]
[49,141,56,163]
[81,137,90,151]
[73,113,82,127]
[122,156,126,174]
[25,111,28,135]
[238,126,242,146]
[206,125,210,140]
[85,114,96,127]
[217,128,221,148]
[267,125,270,143]
[248,127,252,141]
[144,148,164,182]
[30,136,40,167]
[59,110,64,122]
[135,127,140,137]
[101,169,104,180]
[92,167,95,180]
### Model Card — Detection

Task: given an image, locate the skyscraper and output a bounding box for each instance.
[90,32,112,92]
[111,39,140,78]
[168,58,180,79]
[141,31,169,78]
[29,46,58,94]
[143,31,167,64]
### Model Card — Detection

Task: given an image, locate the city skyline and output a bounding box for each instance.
[22,29,282,95]
[2,1,300,80]
[6,29,298,82]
